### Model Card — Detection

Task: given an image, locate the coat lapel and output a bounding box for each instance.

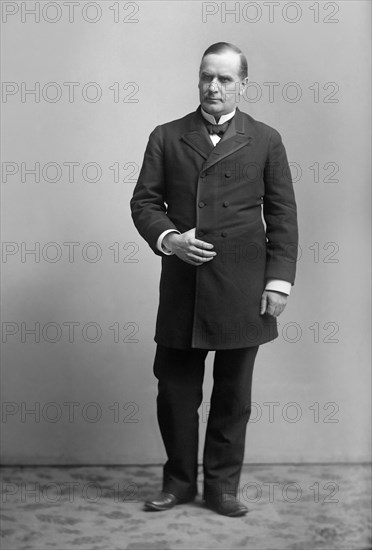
[180,107,253,168]
[180,109,214,159]
[204,108,253,170]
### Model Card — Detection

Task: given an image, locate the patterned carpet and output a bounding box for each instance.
[1,464,371,550]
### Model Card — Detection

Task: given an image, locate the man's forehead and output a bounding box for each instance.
[200,51,241,74]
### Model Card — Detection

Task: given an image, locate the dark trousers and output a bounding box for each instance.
[153,344,259,500]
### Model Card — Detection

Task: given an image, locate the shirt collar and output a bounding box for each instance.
[201,107,236,125]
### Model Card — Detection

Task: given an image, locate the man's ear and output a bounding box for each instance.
[240,77,249,95]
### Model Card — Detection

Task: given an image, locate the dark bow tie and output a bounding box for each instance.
[205,120,230,136]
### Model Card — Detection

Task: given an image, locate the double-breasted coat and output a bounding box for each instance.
[130,107,298,350]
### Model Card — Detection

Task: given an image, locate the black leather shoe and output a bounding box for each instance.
[144,491,191,511]
[205,494,248,517]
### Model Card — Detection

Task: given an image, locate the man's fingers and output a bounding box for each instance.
[190,246,216,258]
[193,238,215,250]
[187,253,214,264]
[260,290,288,316]
[260,293,267,315]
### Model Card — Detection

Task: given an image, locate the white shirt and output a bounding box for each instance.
[156,108,291,296]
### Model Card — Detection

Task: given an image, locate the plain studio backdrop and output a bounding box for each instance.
[1,1,370,465]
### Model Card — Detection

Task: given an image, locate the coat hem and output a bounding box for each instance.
[154,333,278,351]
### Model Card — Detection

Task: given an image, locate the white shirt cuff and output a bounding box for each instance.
[265,279,291,296]
[157,229,180,254]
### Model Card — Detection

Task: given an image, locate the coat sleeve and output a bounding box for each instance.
[263,129,299,285]
[130,125,179,256]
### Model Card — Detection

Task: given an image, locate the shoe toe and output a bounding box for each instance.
[206,494,248,517]
[144,491,179,511]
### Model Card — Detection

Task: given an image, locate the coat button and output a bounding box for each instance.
[200,173,206,178]
[225,172,232,178]
[198,201,206,208]
[223,201,230,207]
[221,231,227,237]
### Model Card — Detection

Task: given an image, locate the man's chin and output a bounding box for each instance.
[202,102,222,115]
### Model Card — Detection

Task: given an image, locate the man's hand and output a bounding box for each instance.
[260,290,288,317]
[163,228,216,266]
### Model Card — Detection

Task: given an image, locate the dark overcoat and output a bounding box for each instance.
[130,107,298,349]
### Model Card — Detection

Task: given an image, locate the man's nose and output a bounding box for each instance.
[208,80,219,92]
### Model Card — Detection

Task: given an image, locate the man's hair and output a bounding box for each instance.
[201,42,248,80]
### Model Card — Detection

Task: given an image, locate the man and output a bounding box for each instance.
[130,43,298,517]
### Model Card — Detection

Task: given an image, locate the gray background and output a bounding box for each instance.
[1,0,371,464]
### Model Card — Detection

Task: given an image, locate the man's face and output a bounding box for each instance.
[198,50,248,119]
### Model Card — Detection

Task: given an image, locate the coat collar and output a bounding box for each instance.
[180,107,253,169]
